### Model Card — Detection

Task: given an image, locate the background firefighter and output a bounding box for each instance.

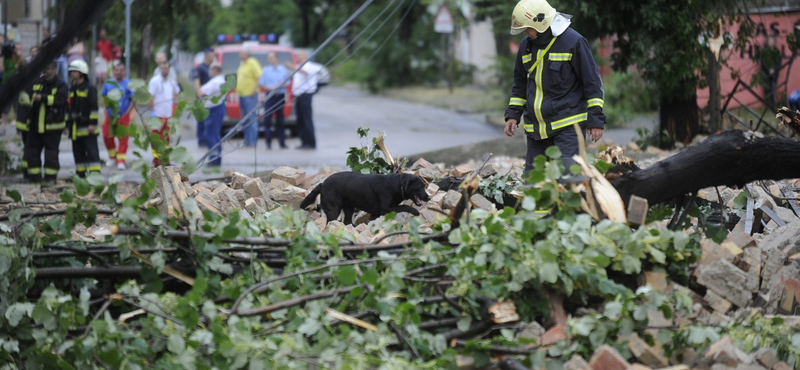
[20,60,68,183]
[67,60,101,178]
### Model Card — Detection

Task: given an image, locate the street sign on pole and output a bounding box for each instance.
[434,6,454,34]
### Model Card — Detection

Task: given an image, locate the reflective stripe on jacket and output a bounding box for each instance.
[505,28,606,140]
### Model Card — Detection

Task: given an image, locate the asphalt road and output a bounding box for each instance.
[2,86,648,183]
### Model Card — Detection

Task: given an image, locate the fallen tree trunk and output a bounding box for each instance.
[609,130,800,206]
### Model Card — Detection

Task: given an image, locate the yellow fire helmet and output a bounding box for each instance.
[510,0,557,35]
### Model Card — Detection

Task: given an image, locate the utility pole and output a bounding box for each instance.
[123,0,133,77]
[4,0,8,40]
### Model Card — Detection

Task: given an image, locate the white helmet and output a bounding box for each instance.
[69,60,89,75]
[510,0,557,35]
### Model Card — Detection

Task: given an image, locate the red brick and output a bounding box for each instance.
[589,345,631,370]
[541,324,568,345]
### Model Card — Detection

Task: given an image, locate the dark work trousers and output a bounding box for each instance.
[25,130,62,182]
[523,125,586,181]
[19,130,29,180]
[295,93,316,148]
[262,93,286,148]
[72,135,101,178]
[204,104,225,166]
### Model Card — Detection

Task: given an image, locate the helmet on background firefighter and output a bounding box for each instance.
[510,0,556,35]
[68,59,89,75]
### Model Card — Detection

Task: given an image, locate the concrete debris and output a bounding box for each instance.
[628,333,669,368]
[443,190,462,210]
[589,344,631,370]
[271,166,307,186]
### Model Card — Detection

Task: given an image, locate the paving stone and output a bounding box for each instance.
[271,166,306,186]
[696,239,735,277]
[443,190,462,210]
[705,290,732,314]
[563,354,592,370]
[760,249,787,292]
[452,164,473,177]
[244,198,265,214]
[697,259,753,308]
[270,185,308,209]
[541,324,568,345]
[589,345,631,370]
[243,178,268,198]
[195,192,221,214]
[409,158,433,170]
[668,348,698,366]
[753,348,779,369]
[430,192,446,207]
[426,183,440,196]
[416,167,441,181]
[478,163,498,178]
[469,193,496,212]
[648,308,673,328]
[772,361,792,370]
[725,231,757,250]
[515,321,545,342]
[743,247,762,293]
[642,269,669,292]
[758,223,800,255]
[628,365,652,370]
[704,336,752,368]
[420,208,445,224]
[628,333,668,368]
[299,172,329,191]
[230,172,249,190]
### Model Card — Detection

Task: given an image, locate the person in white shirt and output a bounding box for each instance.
[148,62,179,167]
[198,64,226,167]
[152,51,178,83]
[292,50,318,150]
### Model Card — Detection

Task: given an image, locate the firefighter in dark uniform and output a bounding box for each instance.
[67,60,101,177]
[504,0,606,178]
[21,61,68,182]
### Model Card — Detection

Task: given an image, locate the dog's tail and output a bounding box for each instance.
[299,184,322,210]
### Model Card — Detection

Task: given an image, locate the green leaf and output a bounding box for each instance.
[337,266,358,285]
[362,268,380,285]
[86,172,106,186]
[4,303,34,327]
[545,146,562,159]
[593,160,611,174]
[457,316,472,332]
[134,87,151,104]
[539,262,559,284]
[297,317,321,336]
[74,176,90,196]
[5,190,21,203]
[59,189,75,203]
[167,333,186,354]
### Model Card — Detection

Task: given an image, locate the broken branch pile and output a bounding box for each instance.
[2,129,800,369]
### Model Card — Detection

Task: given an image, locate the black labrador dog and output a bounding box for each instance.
[299,172,430,224]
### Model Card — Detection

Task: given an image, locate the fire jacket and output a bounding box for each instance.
[67,80,99,140]
[504,27,605,140]
[25,76,69,133]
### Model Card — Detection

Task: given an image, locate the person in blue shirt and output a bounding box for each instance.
[192,48,214,147]
[100,63,135,170]
[258,52,290,149]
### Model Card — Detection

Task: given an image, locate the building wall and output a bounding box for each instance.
[698,11,800,109]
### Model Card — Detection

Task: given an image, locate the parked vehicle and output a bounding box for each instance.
[214,42,299,136]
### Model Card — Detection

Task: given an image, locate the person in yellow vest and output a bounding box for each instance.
[236,47,262,147]
[14,93,30,176]
[67,60,101,178]
[20,61,68,183]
